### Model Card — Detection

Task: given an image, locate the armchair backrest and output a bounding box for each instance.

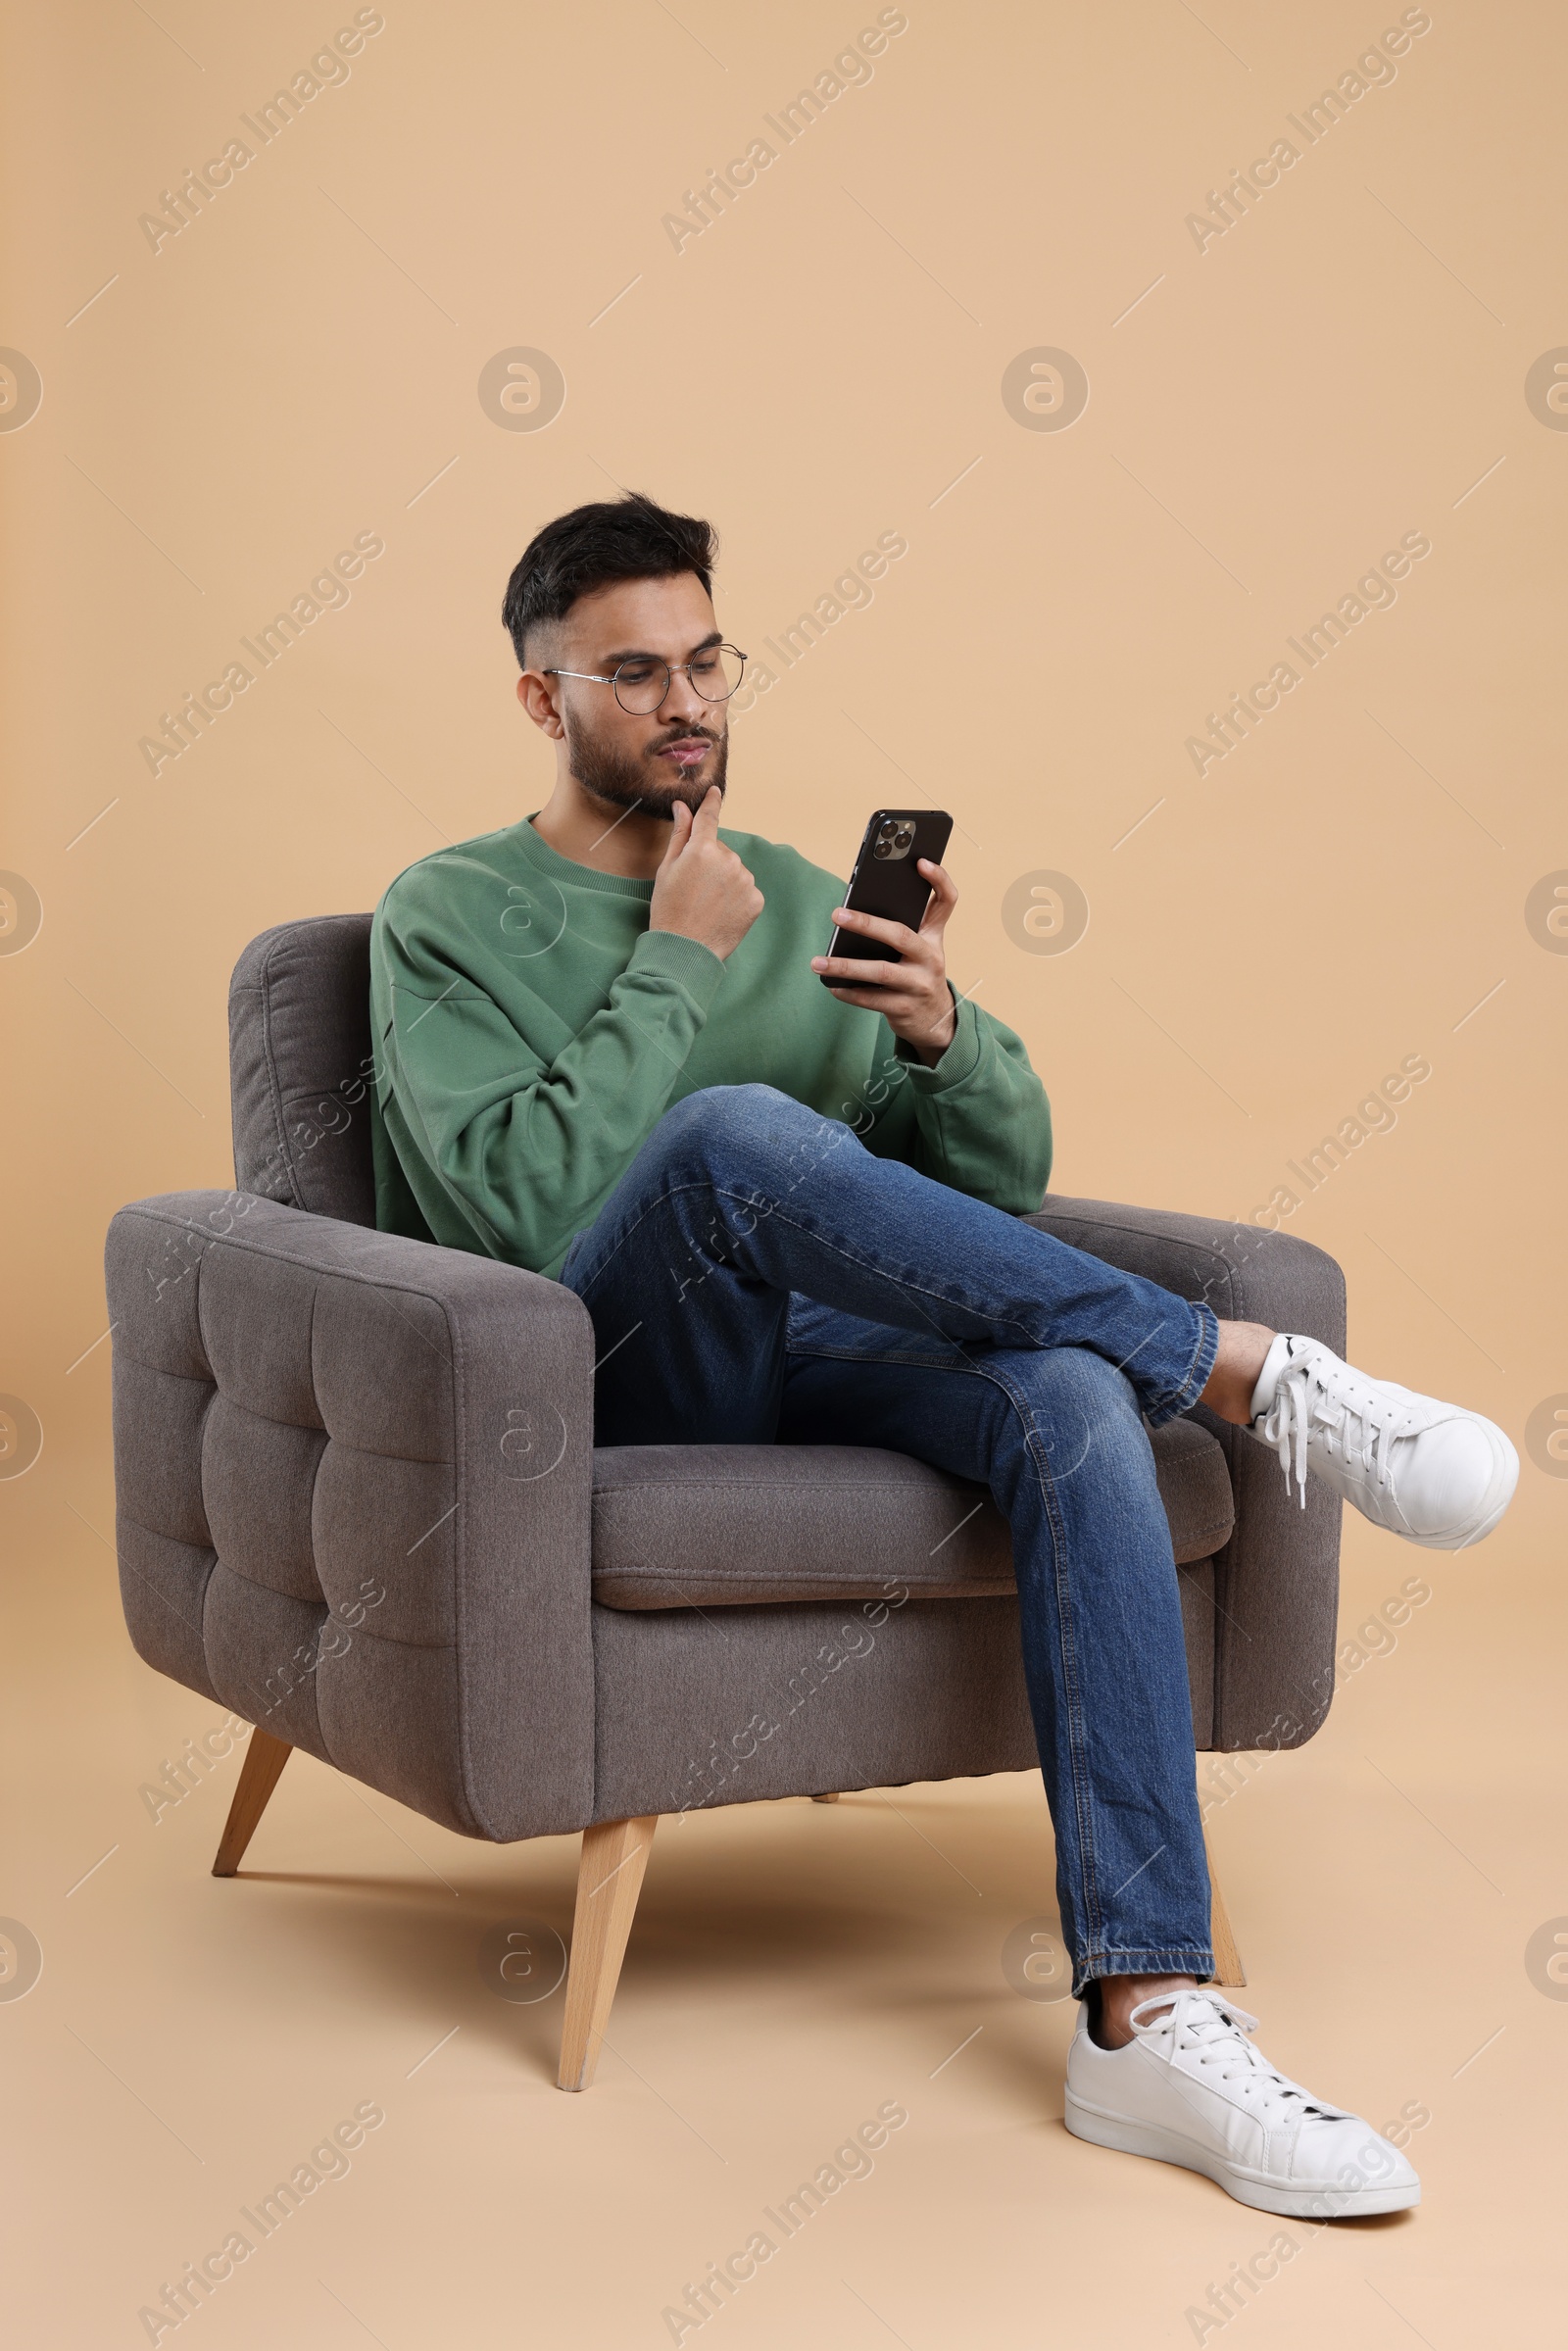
[228,915,378,1226]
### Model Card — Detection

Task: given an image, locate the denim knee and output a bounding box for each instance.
[986,1346,1154,1490]
[656,1083,836,1178]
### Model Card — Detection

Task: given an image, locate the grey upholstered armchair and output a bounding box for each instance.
[105,917,1346,2088]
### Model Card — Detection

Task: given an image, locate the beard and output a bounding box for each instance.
[564,709,728,820]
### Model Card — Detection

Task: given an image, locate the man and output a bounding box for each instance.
[369,493,1517,2218]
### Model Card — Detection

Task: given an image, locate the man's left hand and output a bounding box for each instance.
[810,858,959,1068]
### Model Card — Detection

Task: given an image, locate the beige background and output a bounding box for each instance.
[3,2,1565,2344]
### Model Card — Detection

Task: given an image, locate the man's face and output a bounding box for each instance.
[530,571,730,819]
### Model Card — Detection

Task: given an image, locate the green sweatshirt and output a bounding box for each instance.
[368,815,1053,1279]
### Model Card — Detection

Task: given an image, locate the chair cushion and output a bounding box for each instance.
[589,1419,1233,1609]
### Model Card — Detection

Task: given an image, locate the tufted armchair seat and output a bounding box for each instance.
[105,916,1347,2086]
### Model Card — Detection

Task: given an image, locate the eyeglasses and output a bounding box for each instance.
[544,643,748,715]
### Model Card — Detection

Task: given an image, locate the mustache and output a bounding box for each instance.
[645,723,720,754]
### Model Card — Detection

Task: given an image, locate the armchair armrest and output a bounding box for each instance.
[105,1192,596,1841]
[1023,1197,1347,1753]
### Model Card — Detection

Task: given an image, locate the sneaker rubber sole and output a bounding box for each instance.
[1063,2087,1421,2218]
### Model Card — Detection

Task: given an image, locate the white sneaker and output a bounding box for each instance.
[1064,1988,1420,2218]
[1247,1334,1517,1549]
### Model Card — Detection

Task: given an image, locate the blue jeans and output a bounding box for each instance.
[560,1085,1221,1995]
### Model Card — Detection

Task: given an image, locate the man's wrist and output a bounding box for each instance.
[631,926,728,993]
[648,918,724,958]
[905,994,957,1068]
[910,1024,955,1069]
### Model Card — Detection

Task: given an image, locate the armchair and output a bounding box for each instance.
[105,917,1346,2087]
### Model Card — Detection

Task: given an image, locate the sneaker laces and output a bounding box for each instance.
[1253,1350,1413,1511]
[1128,1989,1343,2125]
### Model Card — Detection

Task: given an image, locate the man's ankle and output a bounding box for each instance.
[1199,1322,1276,1427]
[1089,1972,1200,2048]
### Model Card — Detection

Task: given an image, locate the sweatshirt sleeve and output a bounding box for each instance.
[863,994,1053,1214]
[371,876,726,1276]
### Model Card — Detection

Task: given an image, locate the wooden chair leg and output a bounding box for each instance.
[557,1815,659,2092]
[212,1727,293,1877]
[1203,1831,1247,1987]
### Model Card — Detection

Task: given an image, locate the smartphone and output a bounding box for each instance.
[819,808,954,986]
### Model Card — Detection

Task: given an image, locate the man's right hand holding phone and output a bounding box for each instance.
[811,859,960,1067]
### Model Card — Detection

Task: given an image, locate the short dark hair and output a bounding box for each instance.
[501,491,716,668]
